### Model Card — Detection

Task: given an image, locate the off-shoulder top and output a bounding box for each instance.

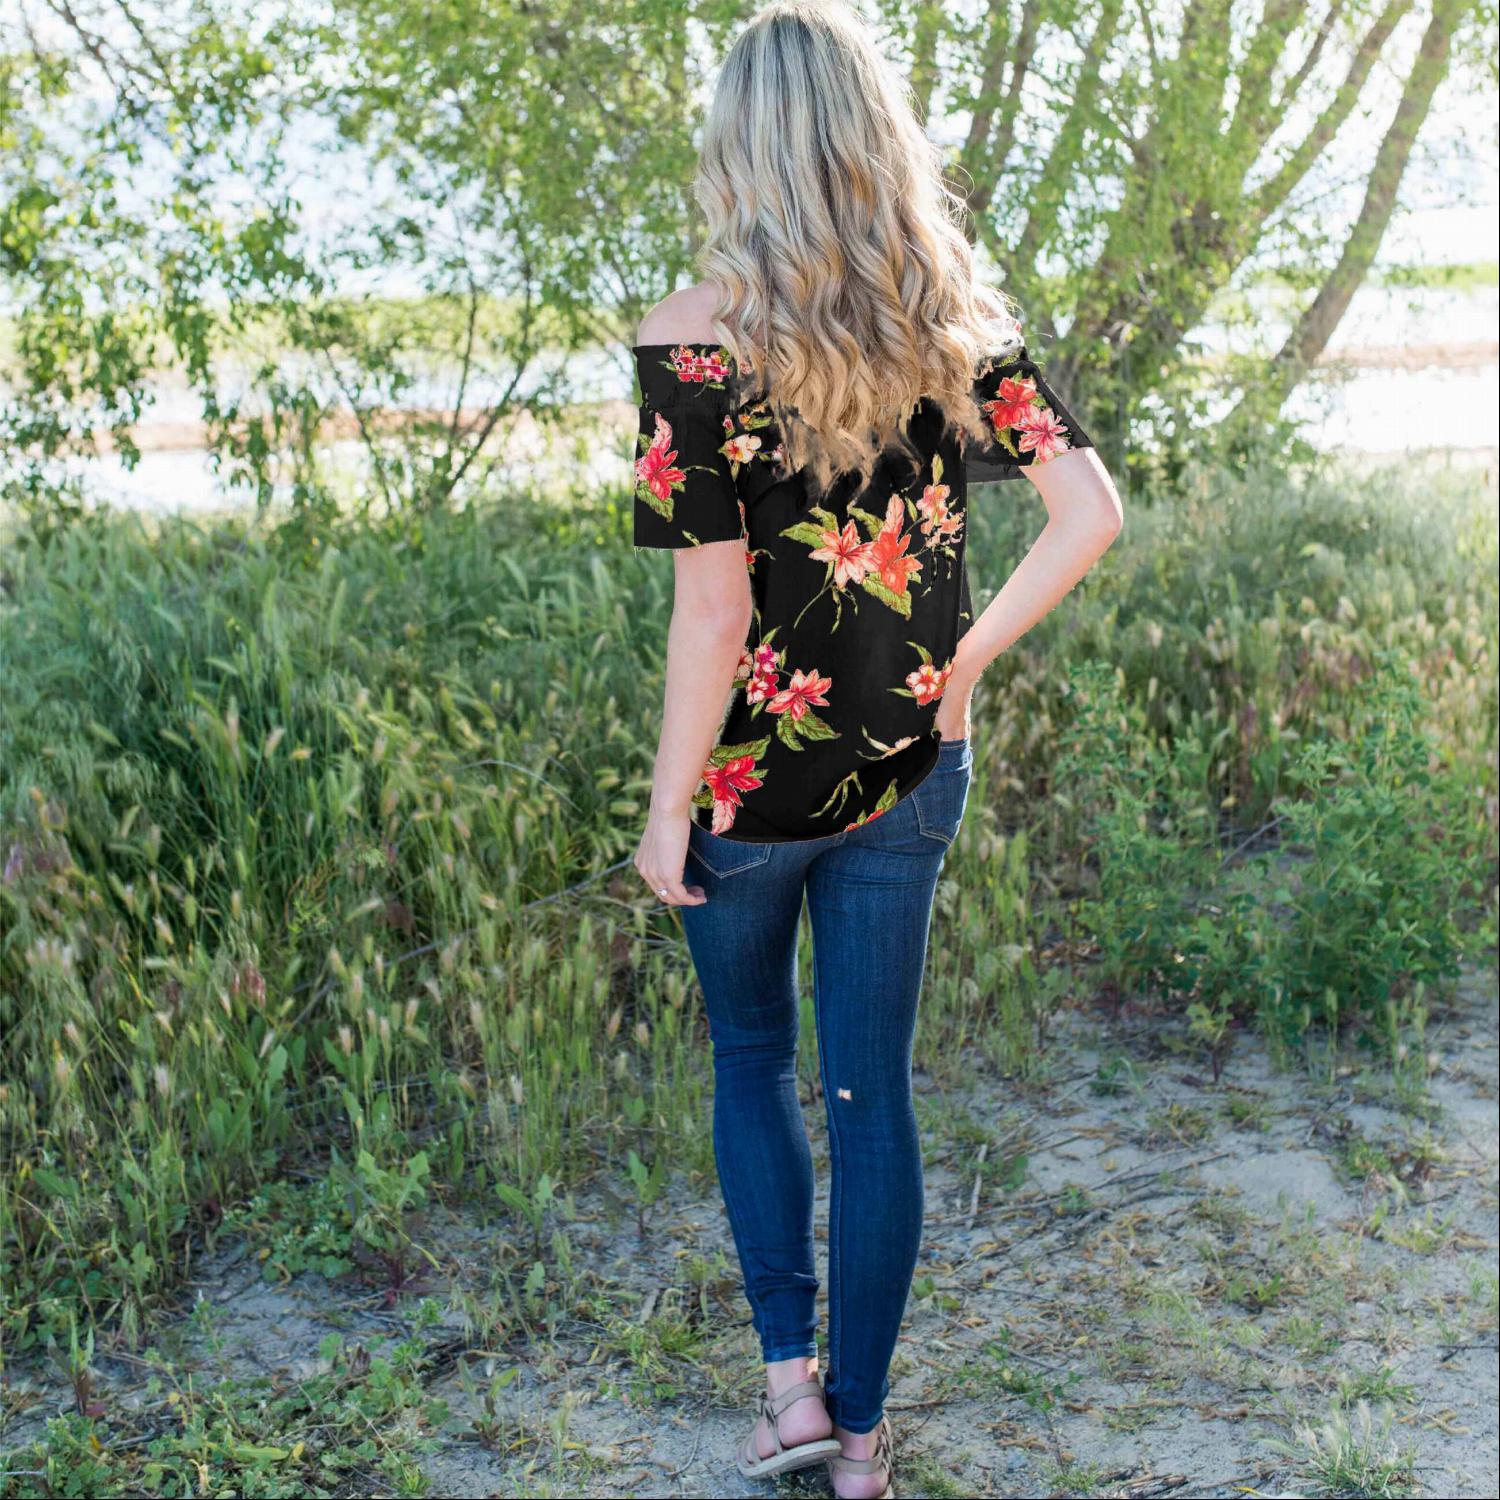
[631,341,1093,842]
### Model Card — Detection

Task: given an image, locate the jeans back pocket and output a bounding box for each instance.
[687,822,776,878]
[912,760,971,847]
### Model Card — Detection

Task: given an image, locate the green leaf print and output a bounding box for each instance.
[860,573,912,618]
[812,770,862,821]
[636,479,674,520]
[710,737,771,766]
[780,521,830,548]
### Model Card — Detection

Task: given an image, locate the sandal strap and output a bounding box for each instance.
[830,1417,893,1477]
[765,1377,825,1420]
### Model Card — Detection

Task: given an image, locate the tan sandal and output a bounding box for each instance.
[827,1414,896,1499]
[734,1377,843,1479]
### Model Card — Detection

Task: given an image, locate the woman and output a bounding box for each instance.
[630,4,1123,1495]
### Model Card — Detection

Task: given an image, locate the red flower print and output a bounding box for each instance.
[704,753,763,833]
[670,345,732,385]
[768,668,832,721]
[745,641,780,704]
[810,520,875,589]
[866,517,923,596]
[734,649,755,681]
[905,659,952,706]
[670,345,707,382]
[982,374,1039,433]
[1018,404,1072,463]
[635,413,686,505]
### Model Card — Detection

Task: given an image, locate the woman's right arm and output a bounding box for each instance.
[636,542,752,906]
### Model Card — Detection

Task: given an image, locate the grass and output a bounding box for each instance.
[0,449,1495,1373]
[1268,1400,1418,1498]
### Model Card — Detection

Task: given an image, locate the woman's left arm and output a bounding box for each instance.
[936,448,1123,739]
[635,540,752,906]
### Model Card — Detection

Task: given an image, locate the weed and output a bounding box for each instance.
[1266,1400,1416,1498]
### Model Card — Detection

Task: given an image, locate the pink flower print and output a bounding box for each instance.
[982,374,1038,433]
[635,413,685,504]
[768,668,832,721]
[669,345,731,384]
[746,641,781,704]
[722,433,762,465]
[810,520,875,589]
[734,649,755,682]
[670,344,707,382]
[905,659,952,706]
[1017,404,1071,463]
[916,482,962,544]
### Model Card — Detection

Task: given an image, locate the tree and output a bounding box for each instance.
[874,0,1488,481]
[0,0,732,517]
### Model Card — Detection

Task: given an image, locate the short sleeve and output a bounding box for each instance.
[630,344,748,551]
[964,346,1094,484]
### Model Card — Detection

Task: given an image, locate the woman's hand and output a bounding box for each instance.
[934,665,976,742]
[635,807,707,907]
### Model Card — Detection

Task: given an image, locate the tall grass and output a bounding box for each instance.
[1,454,1494,1350]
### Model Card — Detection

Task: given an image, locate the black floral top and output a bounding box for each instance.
[632,341,1093,842]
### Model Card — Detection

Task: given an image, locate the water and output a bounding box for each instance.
[17,288,1499,515]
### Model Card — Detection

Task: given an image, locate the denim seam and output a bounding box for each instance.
[713,1105,777,1355]
[810,937,848,1426]
[913,773,966,845]
[689,836,774,880]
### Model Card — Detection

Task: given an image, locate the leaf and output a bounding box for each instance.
[779,521,828,548]
[775,712,803,751]
[636,482,672,519]
[860,575,912,617]
[33,1168,76,1201]
[847,504,886,540]
[711,737,770,764]
[795,710,839,742]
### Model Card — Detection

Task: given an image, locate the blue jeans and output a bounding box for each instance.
[679,735,973,1434]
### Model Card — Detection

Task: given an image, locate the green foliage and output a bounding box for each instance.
[1055,647,1474,1066]
[0,455,1492,1354]
[6,3,1489,523]
[2,1,735,523]
[1,1326,451,1498]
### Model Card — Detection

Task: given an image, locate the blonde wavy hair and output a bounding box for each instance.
[695,0,1022,490]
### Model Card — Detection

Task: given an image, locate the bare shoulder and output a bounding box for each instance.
[636,283,722,346]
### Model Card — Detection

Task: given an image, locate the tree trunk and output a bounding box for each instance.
[1264,0,1465,408]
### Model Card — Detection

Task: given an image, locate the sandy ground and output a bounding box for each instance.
[3,969,1496,1499]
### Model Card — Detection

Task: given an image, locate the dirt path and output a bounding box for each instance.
[4,971,1496,1498]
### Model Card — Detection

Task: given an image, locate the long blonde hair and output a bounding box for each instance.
[695,0,1021,490]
